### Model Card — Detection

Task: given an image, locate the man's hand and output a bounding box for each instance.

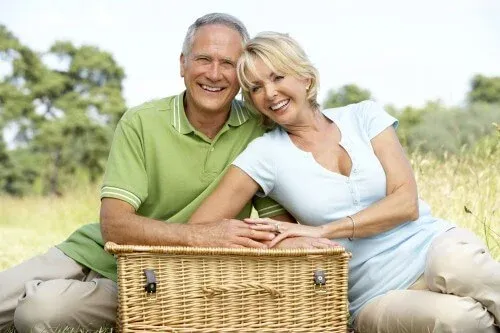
[188,219,276,249]
[271,236,339,249]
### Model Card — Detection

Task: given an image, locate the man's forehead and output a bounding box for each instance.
[192,24,243,44]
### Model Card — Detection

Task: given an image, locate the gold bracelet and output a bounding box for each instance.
[347,215,355,241]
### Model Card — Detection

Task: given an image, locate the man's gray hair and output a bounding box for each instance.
[182,13,249,57]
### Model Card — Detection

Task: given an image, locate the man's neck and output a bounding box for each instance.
[185,106,230,140]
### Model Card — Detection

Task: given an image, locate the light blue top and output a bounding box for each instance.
[232,101,454,319]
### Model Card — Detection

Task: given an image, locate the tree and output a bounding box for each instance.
[468,74,500,104]
[0,25,127,195]
[322,84,372,109]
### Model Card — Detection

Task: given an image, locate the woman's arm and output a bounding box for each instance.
[325,125,419,237]
[247,126,419,246]
[189,166,260,223]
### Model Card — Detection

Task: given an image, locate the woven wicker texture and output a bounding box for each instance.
[106,242,350,333]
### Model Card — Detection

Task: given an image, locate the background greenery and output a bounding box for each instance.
[1,25,499,269]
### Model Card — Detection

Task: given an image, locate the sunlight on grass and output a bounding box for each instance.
[0,184,101,269]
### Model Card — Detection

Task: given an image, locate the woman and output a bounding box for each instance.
[190,32,500,332]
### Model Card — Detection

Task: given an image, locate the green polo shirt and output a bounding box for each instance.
[57,92,285,281]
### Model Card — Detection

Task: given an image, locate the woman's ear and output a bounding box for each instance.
[305,78,312,91]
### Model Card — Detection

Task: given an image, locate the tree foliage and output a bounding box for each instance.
[322,84,372,109]
[468,74,500,104]
[0,24,126,196]
[403,103,500,154]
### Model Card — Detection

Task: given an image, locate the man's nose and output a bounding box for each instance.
[207,62,222,81]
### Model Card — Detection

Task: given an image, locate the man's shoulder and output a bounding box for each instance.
[121,95,178,122]
[233,100,260,121]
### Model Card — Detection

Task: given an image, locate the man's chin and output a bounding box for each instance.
[195,96,234,112]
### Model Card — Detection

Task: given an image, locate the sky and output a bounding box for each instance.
[1,0,499,109]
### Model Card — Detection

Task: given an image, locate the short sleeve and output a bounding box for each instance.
[252,196,287,218]
[100,118,148,210]
[232,136,276,197]
[360,101,399,139]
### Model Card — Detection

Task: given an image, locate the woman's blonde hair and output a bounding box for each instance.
[237,32,320,127]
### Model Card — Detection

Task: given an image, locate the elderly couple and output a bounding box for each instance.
[0,12,498,333]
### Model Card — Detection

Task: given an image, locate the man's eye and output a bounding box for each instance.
[251,86,261,93]
[222,61,235,68]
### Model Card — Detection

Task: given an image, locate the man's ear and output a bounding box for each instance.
[180,53,186,77]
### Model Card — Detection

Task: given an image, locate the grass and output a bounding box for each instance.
[0,185,101,270]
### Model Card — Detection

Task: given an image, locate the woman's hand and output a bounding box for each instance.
[244,217,326,248]
[272,236,339,249]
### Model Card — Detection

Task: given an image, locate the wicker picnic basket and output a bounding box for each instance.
[105,242,351,333]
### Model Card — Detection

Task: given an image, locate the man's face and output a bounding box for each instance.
[180,24,243,116]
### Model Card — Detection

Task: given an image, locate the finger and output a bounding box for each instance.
[316,238,337,245]
[312,241,331,249]
[268,233,289,248]
[244,218,270,225]
[240,228,276,241]
[244,217,279,225]
[318,238,341,247]
[248,224,276,232]
[237,237,268,249]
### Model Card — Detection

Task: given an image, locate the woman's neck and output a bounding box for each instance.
[285,108,331,141]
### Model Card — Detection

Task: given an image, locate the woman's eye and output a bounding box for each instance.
[275,75,285,81]
[251,86,261,93]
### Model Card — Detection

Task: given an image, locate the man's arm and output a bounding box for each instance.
[100,198,275,248]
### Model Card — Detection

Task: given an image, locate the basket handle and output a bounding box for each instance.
[202,283,282,298]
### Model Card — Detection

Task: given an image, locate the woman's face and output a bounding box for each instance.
[247,58,311,126]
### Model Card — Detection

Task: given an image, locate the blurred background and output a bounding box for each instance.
[0,0,499,268]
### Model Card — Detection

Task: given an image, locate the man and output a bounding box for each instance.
[0,13,335,333]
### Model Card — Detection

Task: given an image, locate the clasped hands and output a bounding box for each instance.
[244,217,329,248]
[191,217,335,249]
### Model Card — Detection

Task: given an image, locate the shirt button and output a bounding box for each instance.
[210,147,215,152]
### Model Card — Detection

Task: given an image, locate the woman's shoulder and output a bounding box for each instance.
[252,126,287,144]
[322,100,380,120]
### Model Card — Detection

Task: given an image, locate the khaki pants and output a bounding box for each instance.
[0,247,117,333]
[355,227,500,333]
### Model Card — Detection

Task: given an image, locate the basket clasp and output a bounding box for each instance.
[144,269,157,293]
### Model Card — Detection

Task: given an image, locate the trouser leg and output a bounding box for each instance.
[0,247,117,333]
[355,286,496,332]
[425,227,500,323]
[13,272,117,333]
[355,227,499,333]
[0,247,86,331]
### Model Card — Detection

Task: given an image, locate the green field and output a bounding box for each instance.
[1,149,499,271]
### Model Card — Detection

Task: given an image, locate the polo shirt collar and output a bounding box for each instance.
[171,92,251,134]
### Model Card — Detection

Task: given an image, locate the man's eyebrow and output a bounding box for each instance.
[221,57,236,64]
[192,53,211,59]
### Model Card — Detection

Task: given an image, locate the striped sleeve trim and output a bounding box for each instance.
[256,204,286,218]
[101,186,142,210]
